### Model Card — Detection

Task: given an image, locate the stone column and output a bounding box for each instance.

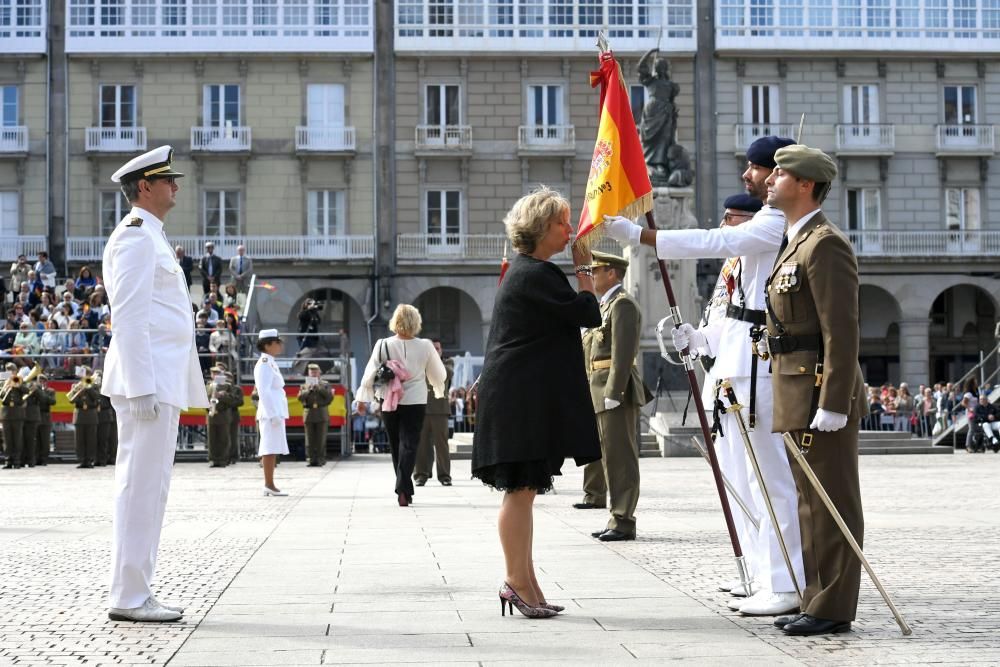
[898,318,930,386]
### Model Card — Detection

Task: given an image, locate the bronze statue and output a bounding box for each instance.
[637,49,693,187]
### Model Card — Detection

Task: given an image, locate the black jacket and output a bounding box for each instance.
[472,254,602,474]
[199,254,223,283]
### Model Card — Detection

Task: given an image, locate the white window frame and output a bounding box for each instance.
[307,189,346,237]
[845,187,881,231]
[306,83,346,128]
[203,190,242,238]
[742,83,780,125]
[526,82,565,127]
[99,191,129,236]
[0,191,19,236]
[423,188,464,253]
[945,187,981,231]
[203,84,241,128]
[423,83,462,145]
[1,85,17,127]
[99,84,137,128]
[943,84,977,126]
[843,84,879,125]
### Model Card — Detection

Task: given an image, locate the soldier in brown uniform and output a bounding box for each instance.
[414,341,454,486]
[94,372,118,466]
[205,367,233,467]
[22,371,41,467]
[225,371,244,464]
[69,369,102,468]
[33,373,57,465]
[578,252,653,541]
[298,363,333,466]
[1,362,27,468]
[759,145,868,636]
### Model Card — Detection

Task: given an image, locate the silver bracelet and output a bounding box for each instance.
[574,266,593,276]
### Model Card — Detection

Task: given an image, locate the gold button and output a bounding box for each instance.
[798,366,807,373]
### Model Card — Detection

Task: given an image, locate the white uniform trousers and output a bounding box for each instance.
[714,376,805,594]
[108,397,181,609]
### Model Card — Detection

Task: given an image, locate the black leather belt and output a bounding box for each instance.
[767,333,822,355]
[725,304,766,326]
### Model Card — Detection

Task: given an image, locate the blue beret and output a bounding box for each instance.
[723,194,763,213]
[746,136,796,169]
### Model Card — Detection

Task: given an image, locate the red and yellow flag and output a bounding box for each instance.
[575,51,653,247]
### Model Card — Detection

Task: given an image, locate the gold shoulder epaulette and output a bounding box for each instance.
[126,217,143,228]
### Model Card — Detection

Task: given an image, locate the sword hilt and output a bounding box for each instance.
[720,379,743,412]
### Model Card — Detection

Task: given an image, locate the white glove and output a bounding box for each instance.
[129,394,160,421]
[671,323,707,354]
[603,397,621,410]
[602,215,643,247]
[809,408,848,432]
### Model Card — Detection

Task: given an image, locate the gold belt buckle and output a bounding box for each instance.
[814,363,824,388]
[800,432,813,452]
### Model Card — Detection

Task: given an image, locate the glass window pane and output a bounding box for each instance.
[846,189,858,230]
[945,188,960,230]
[426,85,441,125]
[863,188,880,230]
[943,86,958,124]
[964,189,980,230]
[532,86,543,125]
[546,85,558,125]
[445,85,460,125]
[961,86,976,124]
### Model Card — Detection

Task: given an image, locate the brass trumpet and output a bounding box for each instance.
[0,373,21,403]
[66,375,94,402]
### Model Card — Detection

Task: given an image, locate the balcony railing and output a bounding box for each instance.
[67,235,375,262]
[0,236,47,258]
[191,126,252,152]
[0,126,29,153]
[733,124,796,153]
[716,0,999,52]
[397,232,620,262]
[395,0,695,52]
[295,126,356,152]
[935,125,995,154]
[835,124,895,153]
[415,125,473,151]
[85,127,148,153]
[0,0,45,54]
[847,231,1000,258]
[518,125,576,151]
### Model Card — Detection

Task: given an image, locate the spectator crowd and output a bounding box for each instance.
[863,378,994,440]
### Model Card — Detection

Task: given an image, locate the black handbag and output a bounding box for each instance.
[373,339,395,385]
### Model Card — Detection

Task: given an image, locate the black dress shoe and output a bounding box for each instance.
[572,502,605,509]
[598,529,635,542]
[773,613,805,629]
[440,479,452,486]
[782,614,851,636]
[591,529,609,538]
[414,478,427,487]
[307,462,320,467]
[77,464,93,469]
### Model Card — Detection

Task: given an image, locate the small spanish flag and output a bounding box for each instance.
[575,51,653,248]
[257,282,277,292]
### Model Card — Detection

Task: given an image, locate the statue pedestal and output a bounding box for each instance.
[625,187,705,435]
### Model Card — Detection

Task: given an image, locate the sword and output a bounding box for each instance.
[691,436,760,532]
[781,432,912,636]
[720,380,803,603]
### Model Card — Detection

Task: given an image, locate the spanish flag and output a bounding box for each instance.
[575,51,653,247]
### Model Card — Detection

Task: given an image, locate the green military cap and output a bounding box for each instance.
[307,363,321,372]
[774,144,838,183]
[591,250,629,270]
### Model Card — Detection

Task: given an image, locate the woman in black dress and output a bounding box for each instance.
[472,187,602,618]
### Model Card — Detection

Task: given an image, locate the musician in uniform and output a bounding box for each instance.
[69,368,101,468]
[414,341,454,486]
[758,144,867,635]
[22,367,40,467]
[226,371,243,464]
[94,372,117,466]
[1,362,27,468]
[206,365,233,467]
[579,251,653,542]
[102,146,209,623]
[298,363,334,467]
[33,373,57,465]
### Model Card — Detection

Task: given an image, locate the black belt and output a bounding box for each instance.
[725,304,766,326]
[767,333,822,355]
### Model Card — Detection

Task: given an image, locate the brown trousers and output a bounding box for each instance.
[305,420,329,464]
[582,404,640,535]
[414,413,451,482]
[788,423,864,622]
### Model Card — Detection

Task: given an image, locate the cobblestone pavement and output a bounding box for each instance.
[1,452,998,665]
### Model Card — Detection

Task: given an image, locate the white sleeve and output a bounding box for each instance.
[354,340,383,403]
[655,207,785,260]
[105,231,157,398]
[423,340,447,399]
[254,363,284,418]
[698,318,723,358]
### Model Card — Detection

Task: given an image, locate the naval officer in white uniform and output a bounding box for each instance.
[603,136,806,618]
[254,329,290,496]
[102,146,209,622]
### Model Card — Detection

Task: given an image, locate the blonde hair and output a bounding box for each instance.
[389,303,422,337]
[503,186,570,254]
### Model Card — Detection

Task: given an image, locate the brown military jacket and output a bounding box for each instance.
[97,393,116,424]
[766,212,867,432]
[37,387,57,424]
[206,381,233,425]
[70,383,101,425]
[24,383,41,422]
[425,358,453,416]
[298,381,333,424]
[582,286,654,413]
[0,382,27,420]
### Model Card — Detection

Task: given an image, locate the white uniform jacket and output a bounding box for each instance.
[101,207,209,409]
[656,206,785,380]
[254,353,289,420]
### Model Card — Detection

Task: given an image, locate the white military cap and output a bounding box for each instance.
[111,145,185,184]
[258,328,281,341]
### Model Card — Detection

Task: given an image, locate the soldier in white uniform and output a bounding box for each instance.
[102,146,210,622]
[604,136,805,617]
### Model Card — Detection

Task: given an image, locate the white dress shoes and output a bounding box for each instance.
[728,582,756,597]
[108,596,182,622]
[738,590,800,616]
[150,595,185,614]
[718,578,742,592]
[263,487,288,496]
[727,596,746,611]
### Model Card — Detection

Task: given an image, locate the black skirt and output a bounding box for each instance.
[474,455,565,493]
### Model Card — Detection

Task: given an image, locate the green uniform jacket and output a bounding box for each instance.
[298,382,334,424]
[582,287,653,413]
[37,387,56,424]
[0,383,27,419]
[225,383,244,418]
[70,384,101,425]
[426,358,454,416]
[766,213,867,432]
[23,384,41,422]
[97,393,116,424]
[206,381,235,425]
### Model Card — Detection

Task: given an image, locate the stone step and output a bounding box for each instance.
[860,446,952,455]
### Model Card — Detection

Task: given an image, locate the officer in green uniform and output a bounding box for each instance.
[22,370,41,467]
[1,362,27,469]
[414,341,454,486]
[69,368,101,468]
[94,372,117,466]
[577,251,653,541]
[205,366,233,467]
[760,145,868,636]
[225,370,243,464]
[298,363,334,466]
[33,373,56,465]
